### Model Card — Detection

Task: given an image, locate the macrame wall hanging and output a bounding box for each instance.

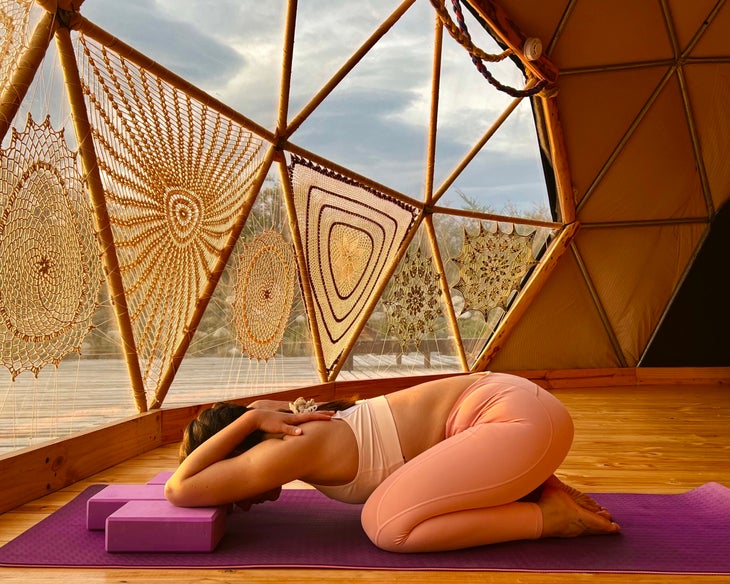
[287,155,418,377]
[383,247,442,355]
[452,221,537,317]
[233,230,297,362]
[77,33,267,398]
[0,0,31,95]
[0,115,102,379]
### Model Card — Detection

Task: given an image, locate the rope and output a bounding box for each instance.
[431,0,547,98]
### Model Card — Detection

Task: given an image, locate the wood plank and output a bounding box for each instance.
[0,411,161,515]
[1,380,729,583]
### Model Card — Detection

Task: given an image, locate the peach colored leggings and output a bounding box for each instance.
[360,373,574,552]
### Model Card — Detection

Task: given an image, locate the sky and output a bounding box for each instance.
[76,0,550,216]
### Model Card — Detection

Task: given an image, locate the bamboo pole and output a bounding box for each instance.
[431,203,562,229]
[420,18,470,369]
[681,0,725,59]
[540,96,575,223]
[570,242,628,367]
[424,214,469,370]
[431,81,533,205]
[0,10,57,140]
[659,0,680,58]
[55,27,147,412]
[473,221,579,370]
[69,14,276,144]
[582,216,708,229]
[284,0,417,138]
[684,55,730,65]
[560,59,677,77]
[423,14,443,206]
[277,155,329,382]
[465,0,559,84]
[544,0,575,57]
[276,0,297,137]
[676,65,714,217]
[151,145,278,409]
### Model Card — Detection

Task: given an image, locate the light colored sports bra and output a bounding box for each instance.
[310,395,405,504]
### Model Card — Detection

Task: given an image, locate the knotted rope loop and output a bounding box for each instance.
[430,0,548,98]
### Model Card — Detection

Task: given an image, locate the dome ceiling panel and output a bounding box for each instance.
[488,251,620,371]
[556,67,667,206]
[575,223,706,366]
[665,0,722,53]
[686,0,730,57]
[578,74,707,223]
[684,63,730,213]
[549,0,673,70]
[479,0,567,54]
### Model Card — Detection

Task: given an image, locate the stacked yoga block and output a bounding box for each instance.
[86,471,227,552]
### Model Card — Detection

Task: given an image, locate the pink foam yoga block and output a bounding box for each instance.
[146,471,174,485]
[86,484,166,530]
[105,500,226,553]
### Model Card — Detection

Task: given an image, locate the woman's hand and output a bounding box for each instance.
[248,408,333,436]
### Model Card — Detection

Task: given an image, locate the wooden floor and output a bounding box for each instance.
[1,382,729,583]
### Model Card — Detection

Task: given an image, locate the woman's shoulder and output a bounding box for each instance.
[279,418,359,484]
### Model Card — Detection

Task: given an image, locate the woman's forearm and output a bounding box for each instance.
[168,409,332,487]
[170,410,259,483]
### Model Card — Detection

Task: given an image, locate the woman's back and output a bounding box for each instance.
[288,373,481,488]
[385,373,484,461]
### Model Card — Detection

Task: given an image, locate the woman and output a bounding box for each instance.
[165,372,620,552]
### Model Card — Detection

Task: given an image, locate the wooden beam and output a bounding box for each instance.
[465,0,559,84]
[0,410,161,514]
[540,96,575,223]
[0,10,57,146]
[55,27,147,412]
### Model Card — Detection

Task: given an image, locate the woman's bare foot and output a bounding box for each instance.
[543,475,613,520]
[538,480,621,538]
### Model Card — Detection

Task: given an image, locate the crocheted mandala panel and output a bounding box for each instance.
[383,247,442,353]
[77,34,266,396]
[288,156,418,374]
[453,222,536,316]
[0,116,102,379]
[0,0,32,96]
[233,230,297,361]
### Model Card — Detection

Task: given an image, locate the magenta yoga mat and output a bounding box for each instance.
[1,483,729,573]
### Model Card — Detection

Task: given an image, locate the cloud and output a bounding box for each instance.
[292,85,428,196]
[80,0,244,88]
[74,0,549,214]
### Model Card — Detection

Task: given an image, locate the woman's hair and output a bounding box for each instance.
[178,397,358,463]
[179,402,261,463]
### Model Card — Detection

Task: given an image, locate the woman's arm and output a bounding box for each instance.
[246,398,291,411]
[165,408,332,507]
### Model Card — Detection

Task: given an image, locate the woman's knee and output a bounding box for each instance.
[361,494,411,552]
